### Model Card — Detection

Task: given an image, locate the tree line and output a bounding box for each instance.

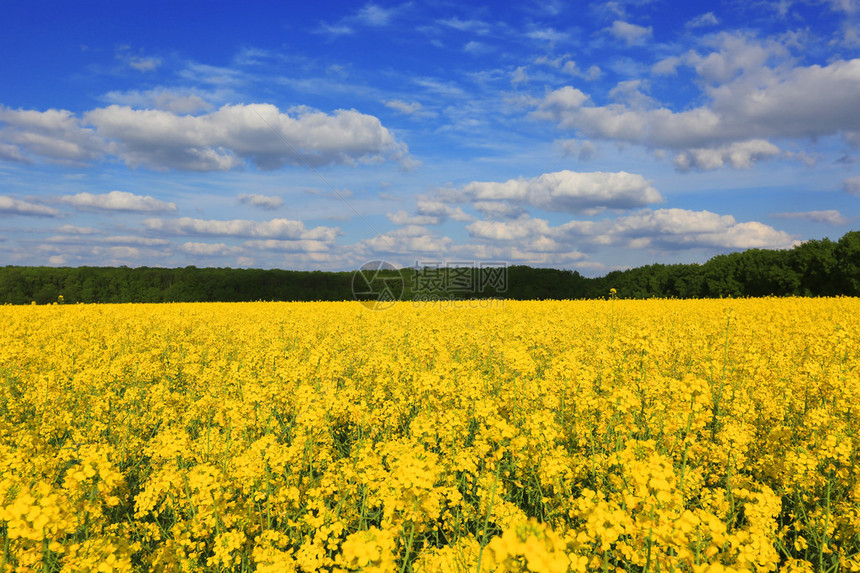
[1,231,858,304]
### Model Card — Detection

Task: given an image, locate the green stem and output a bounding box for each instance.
[475,459,502,573]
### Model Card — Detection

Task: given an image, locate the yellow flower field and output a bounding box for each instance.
[1,298,858,572]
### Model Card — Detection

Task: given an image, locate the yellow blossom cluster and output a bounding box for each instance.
[0,298,858,571]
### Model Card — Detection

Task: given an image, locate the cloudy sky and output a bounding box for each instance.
[1,0,859,274]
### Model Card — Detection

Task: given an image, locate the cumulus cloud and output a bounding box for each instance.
[60,191,177,213]
[609,79,656,108]
[0,196,60,217]
[238,193,284,210]
[143,217,341,241]
[467,209,797,251]
[415,200,473,222]
[688,32,788,84]
[361,225,454,254]
[673,140,781,171]
[533,37,860,165]
[386,200,473,226]
[598,209,796,249]
[772,210,849,225]
[455,170,663,214]
[0,106,106,164]
[652,56,682,76]
[85,103,408,171]
[0,103,408,171]
[608,21,652,45]
[468,216,553,241]
[472,201,528,219]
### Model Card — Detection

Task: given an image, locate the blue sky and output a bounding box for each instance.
[1,0,859,274]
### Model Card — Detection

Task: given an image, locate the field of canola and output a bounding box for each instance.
[1,298,859,572]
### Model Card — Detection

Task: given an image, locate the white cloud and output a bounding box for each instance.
[60,191,177,213]
[467,216,552,241]
[100,236,172,247]
[57,225,99,235]
[0,196,60,217]
[511,66,529,86]
[608,21,652,46]
[526,27,569,43]
[44,234,171,247]
[608,79,656,108]
[101,88,213,114]
[0,142,29,162]
[238,193,284,210]
[386,200,473,226]
[688,32,788,84]
[317,23,354,36]
[387,210,439,225]
[437,17,492,35]
[85,103,408,171]
[672,140,781,171]
[534,53,860,163]
[686,12,719,29]
[464,41,492,55]
[0,106,106,164]
[467,209,797,251]
[554,59,600,80]
[361,225,454,254]
[127,56,162,72]
[143,217,341,241]
[456,170,663,213]
[772,210,849,225]
[178,62,247,87]
[592,209,797,249]
[356,4,397,26]
[535,55,566,68]
[180,242,241,256]
[319,3,403,36]
[843,176,860,195]
[243,239,333,252]
[384,99,433,116]
[652,56,682,76]
[559,139,597,161]
[415,200,473,222]
[0,103,408,172]
[472,201,528,219]
[561,60,579,75]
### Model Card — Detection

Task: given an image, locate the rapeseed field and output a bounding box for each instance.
[0,298,858,572]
